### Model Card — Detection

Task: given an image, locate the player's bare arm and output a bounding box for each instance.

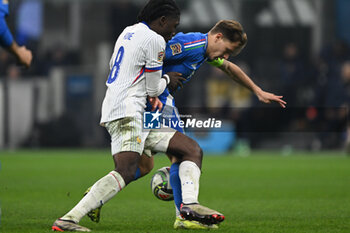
[8,41,33,68]
[0,3,32,69]
[219,59,287,108]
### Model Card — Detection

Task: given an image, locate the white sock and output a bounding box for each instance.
[61,171,125,223]
[179,161,200,204]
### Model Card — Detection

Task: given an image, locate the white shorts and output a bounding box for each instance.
[105,117,176,157]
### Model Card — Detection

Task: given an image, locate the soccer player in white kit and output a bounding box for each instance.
[52,0,223,231]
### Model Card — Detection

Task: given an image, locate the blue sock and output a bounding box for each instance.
[170,163,182,212]
[134,167,141,180]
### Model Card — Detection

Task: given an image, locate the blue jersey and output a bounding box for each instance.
[0,1,9,16]
[146,32,210,133]
[0,0,13,47]
[159,32,208,104]
[164,32,208,83]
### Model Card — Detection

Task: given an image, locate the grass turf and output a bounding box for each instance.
[0,149,349,233]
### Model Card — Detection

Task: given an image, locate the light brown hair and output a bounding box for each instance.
[209,20,247,48]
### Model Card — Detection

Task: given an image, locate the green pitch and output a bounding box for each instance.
[0,149,349,233]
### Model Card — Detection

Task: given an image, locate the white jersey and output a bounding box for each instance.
[100,22,166,124]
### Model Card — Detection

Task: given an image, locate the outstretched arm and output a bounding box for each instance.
[0,16,32,68]
[218,59,286,108]
[8,41,32,68]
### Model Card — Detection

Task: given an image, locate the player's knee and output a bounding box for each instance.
[112,151,140,184]
[138,154,154,177]
[186,140,203,163]
[115,166,137,184]
[139,160,154,176]
[192,142,203,160]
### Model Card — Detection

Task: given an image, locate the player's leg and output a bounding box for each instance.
[136,153,154,179]
[165,105,213,228]
[53,152,138,231]
[167,154,182,216]
[168,132,225,225]
[85,153,154,223]
[52,117,143,231]
[166,131,202,207]
[148,131,225,225]
[167,154,219,229]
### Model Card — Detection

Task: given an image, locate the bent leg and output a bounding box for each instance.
[61,151,138,223]
[59,118,143,224]
[166,131,203,168]
[113,151,140,185]
[134,154,154,180]
[146,130,224,224]
[167,132,202,204]
[147,131,203,204]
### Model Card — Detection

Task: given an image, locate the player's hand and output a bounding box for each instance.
[16,46,32,68]
[256,90,287,108]
[148,96,163,111]
[167,72,186,94]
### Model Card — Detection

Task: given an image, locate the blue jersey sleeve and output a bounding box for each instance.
[165,34,185,62]
[164,33,208,82]
[165,32,207,62]
[0,15,13,47]
[0,1,9,16]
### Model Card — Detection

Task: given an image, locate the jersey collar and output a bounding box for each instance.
[141,21,150,29]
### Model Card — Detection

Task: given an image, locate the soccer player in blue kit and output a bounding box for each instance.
[0,0,32,67]
[87,20,286,230]
[155,19,286,230]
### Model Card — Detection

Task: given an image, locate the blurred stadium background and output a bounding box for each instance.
[0,0,349,153]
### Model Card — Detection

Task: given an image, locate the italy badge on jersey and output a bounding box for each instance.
[170,43,182,55]
[158,51,165,62]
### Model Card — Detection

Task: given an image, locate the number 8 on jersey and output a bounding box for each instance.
[107,46,125,84]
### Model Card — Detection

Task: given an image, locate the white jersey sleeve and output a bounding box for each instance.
[144,36,167,97]
[145,35,165,70]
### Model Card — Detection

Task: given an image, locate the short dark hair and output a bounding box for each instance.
[137,0,180,24]
[210,20,247,47]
